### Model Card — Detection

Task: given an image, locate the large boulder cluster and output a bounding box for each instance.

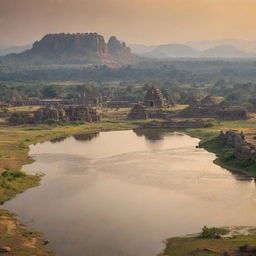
[219,130,256,160]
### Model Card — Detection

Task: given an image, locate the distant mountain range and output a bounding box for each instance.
[0,44,32,56]
[1,33,138,65]
[128,39,256,58]
[2,38,256,63]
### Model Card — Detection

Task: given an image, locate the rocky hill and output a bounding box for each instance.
[1,33,138,65]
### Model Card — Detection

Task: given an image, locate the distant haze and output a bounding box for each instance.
[1,0,256,46]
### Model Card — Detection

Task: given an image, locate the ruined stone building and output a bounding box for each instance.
[219,107,248,120]
[64,105,100,122]
[128,104,148,120]
[179,105,248,120]
[144,86,168,108]
[34,105,68,124]
[34,105,100,124]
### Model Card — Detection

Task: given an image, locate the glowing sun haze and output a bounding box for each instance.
[0,0,256,45]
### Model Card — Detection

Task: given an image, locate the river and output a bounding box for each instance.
[3,129,256,256]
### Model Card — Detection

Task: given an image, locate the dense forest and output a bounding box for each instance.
[1,59,256,83]
[0,59,256,109]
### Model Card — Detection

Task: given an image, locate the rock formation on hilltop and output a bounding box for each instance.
[2,33,138,65]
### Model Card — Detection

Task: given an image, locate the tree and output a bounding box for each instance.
[41,86,59,99]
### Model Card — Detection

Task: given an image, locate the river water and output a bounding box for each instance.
[3,129,256,256]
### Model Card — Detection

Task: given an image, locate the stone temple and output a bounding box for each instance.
[144,86,167,108]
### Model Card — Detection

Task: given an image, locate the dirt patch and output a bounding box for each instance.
[0,216,17,234]
[23,237,38,248]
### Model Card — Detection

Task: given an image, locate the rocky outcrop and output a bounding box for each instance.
[3,33,137,65]
[219,130,256,161]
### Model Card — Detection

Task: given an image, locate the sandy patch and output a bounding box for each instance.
[0,216,17,234]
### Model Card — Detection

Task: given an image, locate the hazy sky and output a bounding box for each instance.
[1,0,256,45]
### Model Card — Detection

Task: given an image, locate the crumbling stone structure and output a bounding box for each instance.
[128,104,148,120]
[219,107,248,120]
[34,105,68,124]
[128,104,168,120]
[219,130,256,161]
[34,105,100,124]
[179,106,248,120]
[64,105,100,122]
[144,86,168,108]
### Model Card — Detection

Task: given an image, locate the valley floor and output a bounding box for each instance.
[0,109,255,255]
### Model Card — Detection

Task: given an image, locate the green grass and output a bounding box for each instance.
[199,136,256,177]
[161,231,256,256]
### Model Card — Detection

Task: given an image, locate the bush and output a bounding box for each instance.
[200,226,229,239]
[2,170,26,181]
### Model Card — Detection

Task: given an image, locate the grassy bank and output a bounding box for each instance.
[160,230,256,256]
[185,127,256,177]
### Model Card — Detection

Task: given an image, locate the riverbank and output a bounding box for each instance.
[185,126,256,177]
[159,226,256,256]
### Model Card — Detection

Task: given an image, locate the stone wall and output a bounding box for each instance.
[219,130,256,161]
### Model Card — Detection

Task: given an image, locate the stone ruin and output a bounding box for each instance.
[218,107,248,120]
[64,105,100,122]
[179,105,248,120]
[219,130,256,161]
[128,87,175,120]
[180,94,248,120]
[34,105,100,124]
[34,105,67,123]
[128,104,168,120]
[128,104,148,120]
[144,86,168,108]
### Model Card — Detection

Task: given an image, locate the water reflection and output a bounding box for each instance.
[50,135,69,143]
[73,132,99,141]
[133,128,172,142]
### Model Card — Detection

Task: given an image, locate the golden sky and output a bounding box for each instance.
[1,0,256,45]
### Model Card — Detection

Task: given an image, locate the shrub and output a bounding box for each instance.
[200,226,229,239]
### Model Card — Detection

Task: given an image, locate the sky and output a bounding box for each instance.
[1,0,256,46]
